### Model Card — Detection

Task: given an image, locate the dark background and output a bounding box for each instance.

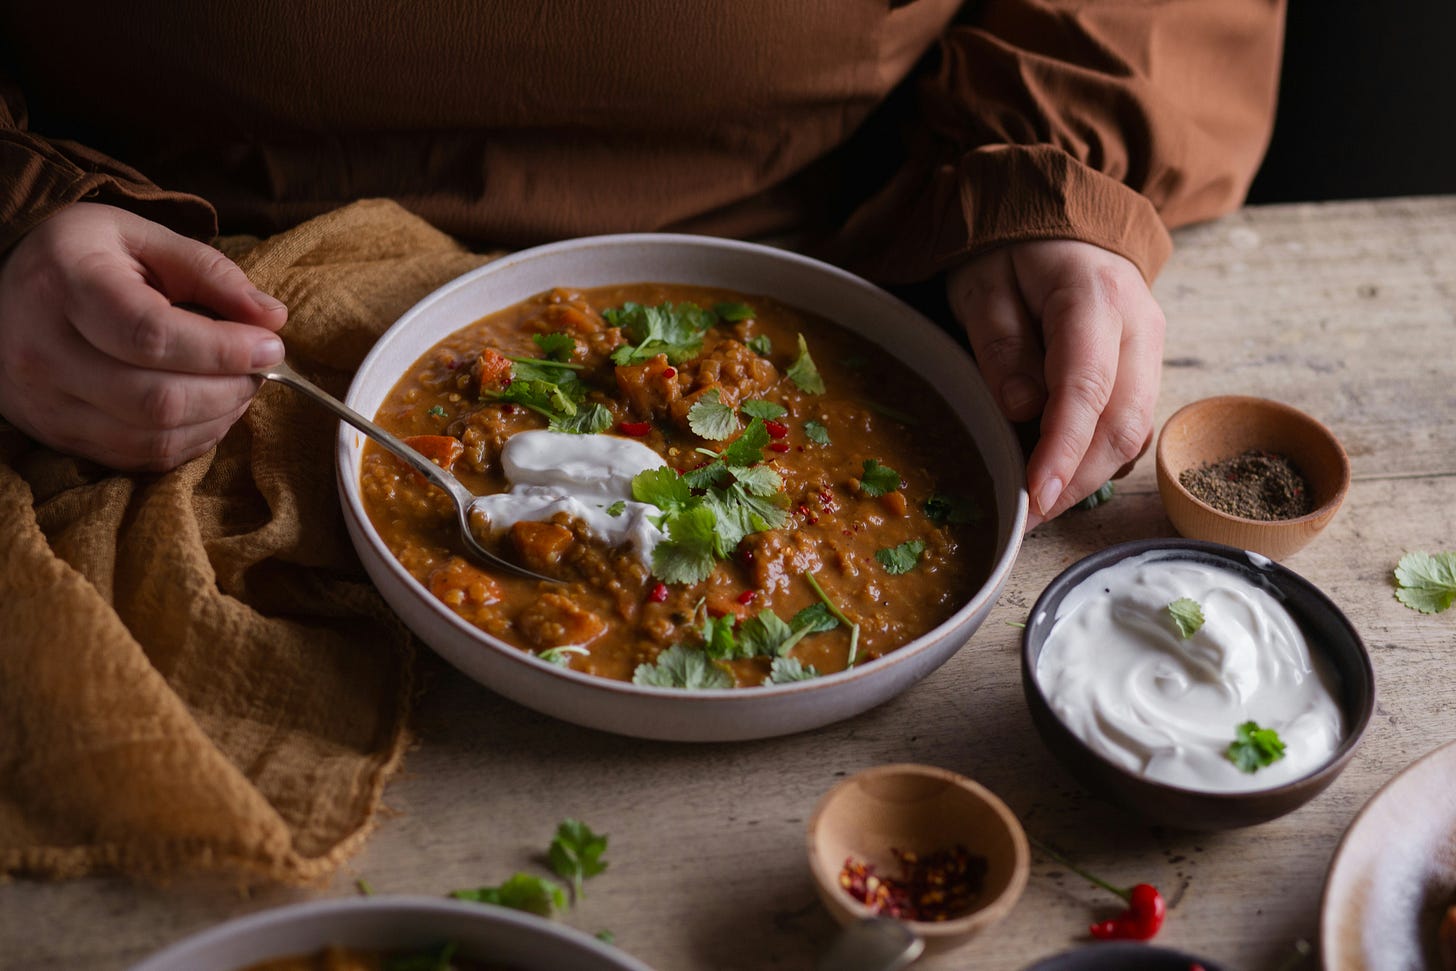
[1247,0,1456,203]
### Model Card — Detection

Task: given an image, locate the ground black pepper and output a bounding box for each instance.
[1179,448,1314,521]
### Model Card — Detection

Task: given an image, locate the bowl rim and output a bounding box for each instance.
[1020,537,1375,804]
[124,895,654,971]
[334,232,1028,707]
[1155,394,1351,528]
[805,761,1030,938]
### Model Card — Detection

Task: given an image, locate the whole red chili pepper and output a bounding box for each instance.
[1029,837,1165,941]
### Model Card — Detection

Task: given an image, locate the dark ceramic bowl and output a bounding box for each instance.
[1023,942,1226,970]
[1021,539,1374,830]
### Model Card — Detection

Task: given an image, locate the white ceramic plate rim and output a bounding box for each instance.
[335,233,1026,711]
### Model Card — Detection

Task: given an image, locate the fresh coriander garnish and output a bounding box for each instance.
[538,645,589,666]
[485,354,612,434]
[604,301,717,366]
[1074,481,1116,510]
[740,399,787,420]
[924,493,980,525]
[858,459,902,497]
[1226,720,1286,773]
[604,500,626,517]
[1167,598,1205,638]
[356,877,375,896]
[426,404,447,418]
[804,420,830,446]
[769,656,821,683]
[1394,550,1456,613]
[632,644,733,689]
[451,873,568,917]
[805,571,860,667]
[714,301,755,322]
[786,333,826,394]
[533,331,577,361]
[746,334,773,356]
[595,930,616,945]
[736,602,839,658]
[876,539,926,575]
[383,941,458,971]
[687,389,740,440]
[502,352,584,371]
[547,819,608,902]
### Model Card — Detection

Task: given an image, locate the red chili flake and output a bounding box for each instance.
[736,589,756,605]
[764,420,789,439]
[839,846,987,923]
[619,421,652,436]
[648,582,669,603]
[661,367,677,379]
[767,442,791,453]
[501,403,517,415]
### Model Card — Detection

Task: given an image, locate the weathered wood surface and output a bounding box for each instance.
[6,196,1455,971]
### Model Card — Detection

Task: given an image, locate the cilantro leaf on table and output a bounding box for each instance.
[533,331,577,361]
[1226,720,1286,773]
[924,493,981,525]
[1074,480,1116,511]
[605,301,716,365]
[876,539,926,575]
[769,657,821,683]
[547,819,609,902]
[804,420,830,446]
[786,333,826,394]
[687,389,740,440]
[1394,551,1456,614]
[740,399,787,420]
[1167,598,1205,638]
[451,873,568,917]
[632,644,733,689]
[858,459,902,497]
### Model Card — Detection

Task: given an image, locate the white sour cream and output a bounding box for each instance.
[469,430,667,565]
[1034,551,1344,793]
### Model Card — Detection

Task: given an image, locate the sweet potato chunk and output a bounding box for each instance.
[509,520,575,571]
[427,556,502,608]
[517,591,607,648]
[614,353,681,418]
[403,434,464,472]
[472,347,513,393]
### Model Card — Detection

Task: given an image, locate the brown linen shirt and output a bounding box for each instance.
[0,0,1285,283]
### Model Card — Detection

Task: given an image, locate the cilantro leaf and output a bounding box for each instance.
[805,571,860,667]
[875,539,926,575]
[427,404,447,418]
[858,459,902,497]
[699,610,741,660]
[1074,480,1116,511]
[737,610,796,657]
[714,301,755,322]
[533,332,577,361]
[1394,551,1456,614]
[687,389,740,441]
[605,500,626,517]
[728,463,783,498]
[769,657,821,683]
[721,419,771,467]
[741,399,787,420]
[384,942,458,971]
[651,505,720,584]
[1226,721,1287,773]
[681,460,732,490]
[924,493,981,525]
[745,335,773,356]
[786,333,826,394]
[551,402,613,435]
[632,644,733,689]
[633,467,693,514]
[548,819,608,902]
[804,420,830,446]
[451,873,568,917]
[791,602,840,635]
[538,645,589,667]
[596,930,616,945]
[1168,598,1205,638]
[605,302,715,365]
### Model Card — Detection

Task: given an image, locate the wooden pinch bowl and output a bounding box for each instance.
[806,764,1029,950]
[1155,395,1350,561]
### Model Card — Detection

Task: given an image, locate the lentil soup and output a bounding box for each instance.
[360,284,995,687]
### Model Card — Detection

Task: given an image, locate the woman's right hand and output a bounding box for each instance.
[0,202,287,469]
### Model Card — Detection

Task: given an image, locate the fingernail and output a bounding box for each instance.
[252,336,285,369]
[1002,376,1042,416]
[1035,476,1063,517]
[249,288,285,313]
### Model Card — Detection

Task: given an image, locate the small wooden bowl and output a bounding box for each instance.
[806,764,1029,949]
[1155,395,1350,560]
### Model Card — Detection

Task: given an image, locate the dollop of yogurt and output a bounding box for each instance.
[1035,552,1344,793]
[469,430,667,565]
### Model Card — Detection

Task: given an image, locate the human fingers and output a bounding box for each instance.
[945,252,1047,423]
[123,218,288,333]
[40,393,250,471]
[66,259,285,376]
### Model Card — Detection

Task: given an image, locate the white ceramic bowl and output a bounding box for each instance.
[126,896,653,971]
[338,234,1027,741]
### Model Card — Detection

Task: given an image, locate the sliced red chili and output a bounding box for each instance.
[736,589,756,605]
[764,420,789,439]
[661,367,677,379]
[767,442,791,453]
[648,582,669,603]
[619,421,652,436]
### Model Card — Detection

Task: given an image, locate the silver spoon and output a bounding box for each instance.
[258,360,557,583]
[817,919,924,971]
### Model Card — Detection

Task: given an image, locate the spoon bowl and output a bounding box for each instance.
[260,361,555,583]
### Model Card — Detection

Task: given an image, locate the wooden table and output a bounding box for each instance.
[6,195,1456,970]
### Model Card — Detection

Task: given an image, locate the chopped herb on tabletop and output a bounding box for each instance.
[1393,550,1456,614]
[1226,720,1286,773]
[1073,480,1115,511]
[548,818,609,902]
[1167,598,1205,638]
[450,872,568,917]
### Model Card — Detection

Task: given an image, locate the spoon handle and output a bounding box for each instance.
[258,361,473,507]
[817,919,924,971]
